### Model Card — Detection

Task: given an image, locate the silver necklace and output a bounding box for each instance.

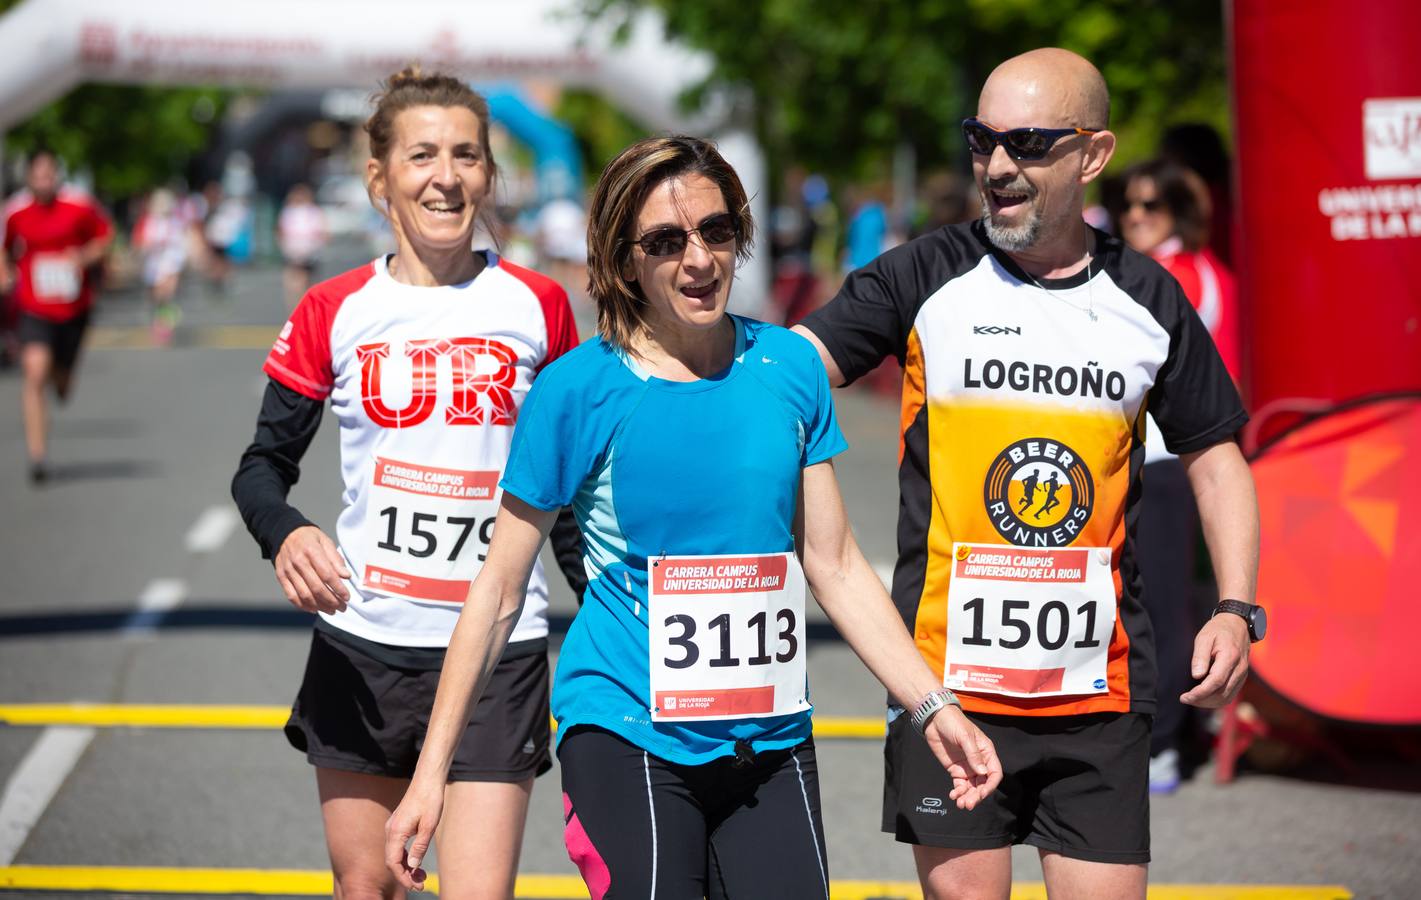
[1022,238,1098,322]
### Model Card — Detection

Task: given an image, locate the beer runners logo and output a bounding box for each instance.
[984,438,1094,547]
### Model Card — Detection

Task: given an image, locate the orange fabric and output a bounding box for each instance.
[1250,397,1421,725]
[898,329,926,466]
[913,398,1137,717]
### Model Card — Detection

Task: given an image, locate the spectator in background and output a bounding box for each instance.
[770,166,820,326]
[1117,159,1240,374]
[201,180,244,295]
[843,183,893,272]
[1160,123,1234,265]
[803,174,841,293]
[133,188,189,344]
[911,171,980,238]
[276,183,328,310]
[532,195,588,309]
[1114,157,1242,793]
[0,149,113,483]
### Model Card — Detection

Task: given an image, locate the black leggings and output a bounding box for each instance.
[559,726,829,899]
[1137,458,1203,755]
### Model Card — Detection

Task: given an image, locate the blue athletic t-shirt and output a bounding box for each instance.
[501,315,848,764]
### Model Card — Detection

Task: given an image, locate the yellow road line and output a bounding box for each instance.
[0,704,288,729]
[814,716,885,739]
[85,327,156,349]
[0,704,889,737]
[0,866,336,894]
[0,867,1352,898]
[87,325,277,350]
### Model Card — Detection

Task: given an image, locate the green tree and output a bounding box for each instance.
[555,88,651,180]
[4,85,230,200]
[584,0,1230,182]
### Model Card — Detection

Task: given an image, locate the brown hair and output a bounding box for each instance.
[363,65,499,231]
[1118,158,1211,252]
[586,135,755,350]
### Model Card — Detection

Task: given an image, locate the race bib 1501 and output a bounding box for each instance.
[648,551,809,722]
[943,543,1115,698]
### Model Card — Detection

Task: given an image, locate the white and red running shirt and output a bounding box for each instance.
[263,252,578,646]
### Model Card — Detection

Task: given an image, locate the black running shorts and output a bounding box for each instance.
[284,627,552,781]
[559,726,831,898]
[883,709,1151,864]
[17,312,89,373]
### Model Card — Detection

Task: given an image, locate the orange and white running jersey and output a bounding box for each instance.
[264,252,578,647]
[802,221,1246,717]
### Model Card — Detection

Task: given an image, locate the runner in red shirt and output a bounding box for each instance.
[0,149,114,483]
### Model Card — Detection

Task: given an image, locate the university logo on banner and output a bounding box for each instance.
[1363,98,1421,180]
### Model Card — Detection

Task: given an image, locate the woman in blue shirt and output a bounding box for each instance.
[386,135,1001,898]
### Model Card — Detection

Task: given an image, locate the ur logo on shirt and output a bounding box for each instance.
[983,437,1094,547]
[357,336,518,429]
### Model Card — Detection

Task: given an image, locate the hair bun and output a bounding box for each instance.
[386,64,425,91]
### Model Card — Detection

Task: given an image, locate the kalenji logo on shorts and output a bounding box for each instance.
[983,438,1094,547]
[358,337,518,429]
[915,797,948,816]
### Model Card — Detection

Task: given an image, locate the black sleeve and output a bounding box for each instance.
[799,231,966,386]
[1149,278,1249,454]
[231,378,324,561]
[548,506,587,604]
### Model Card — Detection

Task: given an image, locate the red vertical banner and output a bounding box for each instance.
[1231,0,1421,423]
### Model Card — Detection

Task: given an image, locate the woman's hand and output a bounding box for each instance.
[273,525,351,614]
[385,779,445,892]
[922,707,1003,811]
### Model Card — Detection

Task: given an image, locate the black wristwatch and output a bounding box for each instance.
[1213,599,1267,642]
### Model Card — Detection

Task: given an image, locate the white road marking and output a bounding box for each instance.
[0,726,96,865]
[184,505,238,554]
[121,578,187,636]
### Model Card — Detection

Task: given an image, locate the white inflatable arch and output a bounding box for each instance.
[0,0,770,312]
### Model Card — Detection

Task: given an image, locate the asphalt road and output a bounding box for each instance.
[0,248,1413,898]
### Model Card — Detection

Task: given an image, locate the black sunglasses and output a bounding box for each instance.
[1126,198,1166,213]
[961,117,1099,161]
[626,212,740,257]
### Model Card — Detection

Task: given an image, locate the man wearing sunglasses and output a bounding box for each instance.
[796,48,1261,899]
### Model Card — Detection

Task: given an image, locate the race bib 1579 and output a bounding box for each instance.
[361,457,500,603]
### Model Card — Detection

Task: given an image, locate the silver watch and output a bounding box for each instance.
[909,689,961,734]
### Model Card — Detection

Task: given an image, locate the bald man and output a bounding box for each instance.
[796,49,1262,899]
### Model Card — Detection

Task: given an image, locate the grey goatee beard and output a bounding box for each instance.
[979,182,1041,252]
[981,204,1042,252]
